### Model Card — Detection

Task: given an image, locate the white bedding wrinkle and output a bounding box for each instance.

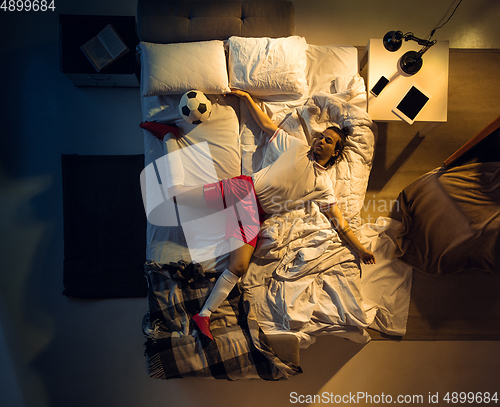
[141,39,413,346]
[241,93,411,345]
[228,36,309,97]
[305,44,358,95]
[247,202,371,344]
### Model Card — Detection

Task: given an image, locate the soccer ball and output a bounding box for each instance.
[179,90,212,124]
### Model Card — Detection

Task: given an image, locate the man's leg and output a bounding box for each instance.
[168,185,206,208]
[227,237,257,277]
[193,239,255,340]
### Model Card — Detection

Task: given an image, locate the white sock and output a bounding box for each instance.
[199,269,239,317]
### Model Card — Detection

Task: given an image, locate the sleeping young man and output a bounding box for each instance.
[168,89,376,340]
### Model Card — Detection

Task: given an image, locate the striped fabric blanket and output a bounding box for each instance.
[142,261,301,380]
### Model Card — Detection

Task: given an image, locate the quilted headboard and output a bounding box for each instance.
[136,0,295,43]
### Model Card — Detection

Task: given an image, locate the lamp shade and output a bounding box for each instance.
[383,31,403,52]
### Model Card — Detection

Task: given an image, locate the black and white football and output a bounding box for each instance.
[178,90,212,124]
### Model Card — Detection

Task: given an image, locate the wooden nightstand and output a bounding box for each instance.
[59,15,140,88]
[360,39,449,136]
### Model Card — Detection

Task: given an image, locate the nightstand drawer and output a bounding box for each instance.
[65,73,139,87]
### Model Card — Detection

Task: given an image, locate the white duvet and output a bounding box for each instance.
[140,41,413,345]
[241,93,412,346]
[243,212,413,346]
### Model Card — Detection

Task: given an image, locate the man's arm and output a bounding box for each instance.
[228,89,278,136]
[324,205,376,265]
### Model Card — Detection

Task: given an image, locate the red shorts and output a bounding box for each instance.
[203,175,266,247]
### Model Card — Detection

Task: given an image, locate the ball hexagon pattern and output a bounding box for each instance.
[179,90,212,124]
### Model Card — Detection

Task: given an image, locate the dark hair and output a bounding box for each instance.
[323,126,348,168]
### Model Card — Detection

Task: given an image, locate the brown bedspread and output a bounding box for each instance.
[142,261,301,380]
[394,162,500,275]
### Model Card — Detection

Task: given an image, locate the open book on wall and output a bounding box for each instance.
[80,24,130,72]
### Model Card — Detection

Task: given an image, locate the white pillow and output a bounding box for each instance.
[227,36,308,97]
[140,40,230,96]
[305,44,359,95]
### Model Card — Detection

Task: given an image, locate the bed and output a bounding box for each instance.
[394,117,500,276]
[137,0,413,380]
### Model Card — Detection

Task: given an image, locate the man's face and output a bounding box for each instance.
[313,128,341,161]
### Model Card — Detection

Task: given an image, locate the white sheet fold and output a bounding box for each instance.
[242,94,412,346]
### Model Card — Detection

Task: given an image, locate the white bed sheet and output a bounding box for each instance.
[238,90,412,346]
[140,42,413,343]
[141,44,362,265]
[142,94,241,269]
[242,209,412,346]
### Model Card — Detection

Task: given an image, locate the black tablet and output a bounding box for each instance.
[392,84,431,124]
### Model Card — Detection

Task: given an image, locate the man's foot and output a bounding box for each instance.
[139,121,180,140]
[192,313,213,340]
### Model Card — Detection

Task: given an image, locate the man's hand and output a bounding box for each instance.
[358,248,376,265]
[225,88,277,136]
[227,88,250,99]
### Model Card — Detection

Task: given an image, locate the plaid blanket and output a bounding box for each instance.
[142,261,301,380]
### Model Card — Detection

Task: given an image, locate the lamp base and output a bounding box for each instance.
[399,51,423,75]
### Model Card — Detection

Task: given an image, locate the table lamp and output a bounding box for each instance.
[382,0,463,75]
[383,30,437,75]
